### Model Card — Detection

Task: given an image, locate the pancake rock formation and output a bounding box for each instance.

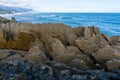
[0,16,120,80]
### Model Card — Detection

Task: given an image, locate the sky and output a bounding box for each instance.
[0,0,120,12]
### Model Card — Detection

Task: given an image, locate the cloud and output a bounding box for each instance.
[0,0,36,8]
[0,0,119,12]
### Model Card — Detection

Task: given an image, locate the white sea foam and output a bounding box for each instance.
[0,11,37,17]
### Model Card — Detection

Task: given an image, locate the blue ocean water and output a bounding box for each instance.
[1,12,120,36]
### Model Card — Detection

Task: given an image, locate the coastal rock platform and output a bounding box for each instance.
[0,17,120,80]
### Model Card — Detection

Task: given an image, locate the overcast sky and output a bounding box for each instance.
[0,0,119,12]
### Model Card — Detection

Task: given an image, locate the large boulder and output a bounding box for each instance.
[10,32,36,50]
[0,50,10,59]
[54,53,77,64]
[84,27,100,39]
[112,45,120,52]
[25,46,47,63]
[110,36,120,43]
[39,23,77,45]
[50,38,65,57]
[90,34,110,48]
[65,46,83,54]
[105,59,120,71]
[0,27,4,40]
[73,27,84,37]
[0,50,28,60]
[77,54,93,66]
[68,59,89,70]
[75,39,99,54]
[30,40,45,52]
[92,47,120,64]
[5,54,23,61]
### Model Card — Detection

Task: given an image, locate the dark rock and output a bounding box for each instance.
[0,16,10,23]
[10,17,16,23]
[72,75,87,80]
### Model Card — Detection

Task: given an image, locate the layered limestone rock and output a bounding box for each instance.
[25,45,47,63]
[0,16,120,72]
[68,59,89,70]
[92,47,120,64]
[75,39,99,54]
[105,59,120,71]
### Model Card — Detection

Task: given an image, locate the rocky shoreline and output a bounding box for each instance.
[0,16,120,80]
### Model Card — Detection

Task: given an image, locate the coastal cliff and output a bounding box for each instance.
[0,16,120,80]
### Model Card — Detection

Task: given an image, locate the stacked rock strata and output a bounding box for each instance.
[0,17,120,80]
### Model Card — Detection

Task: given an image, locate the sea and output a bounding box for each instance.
[1,12,120,36]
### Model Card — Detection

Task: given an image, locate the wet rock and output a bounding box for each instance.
[105,59,120,71]
[14,73,26,80]
[60,70,71,76]
[0,60,55,80]
[9,50,29,57]
[59,70,72,80]
[72,75,87,80]
[5,54,23,61]
[0,72,3,79]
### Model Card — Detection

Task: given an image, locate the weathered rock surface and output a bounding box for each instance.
[25,46,47,63]
[54,53,76,64]
[0,16,120,79]
[50,38,65,57]
[75,39,99,53]
[0,51,10,59]
[92,47,120,64]
[105,59,120,71]
[68,59,89,70]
